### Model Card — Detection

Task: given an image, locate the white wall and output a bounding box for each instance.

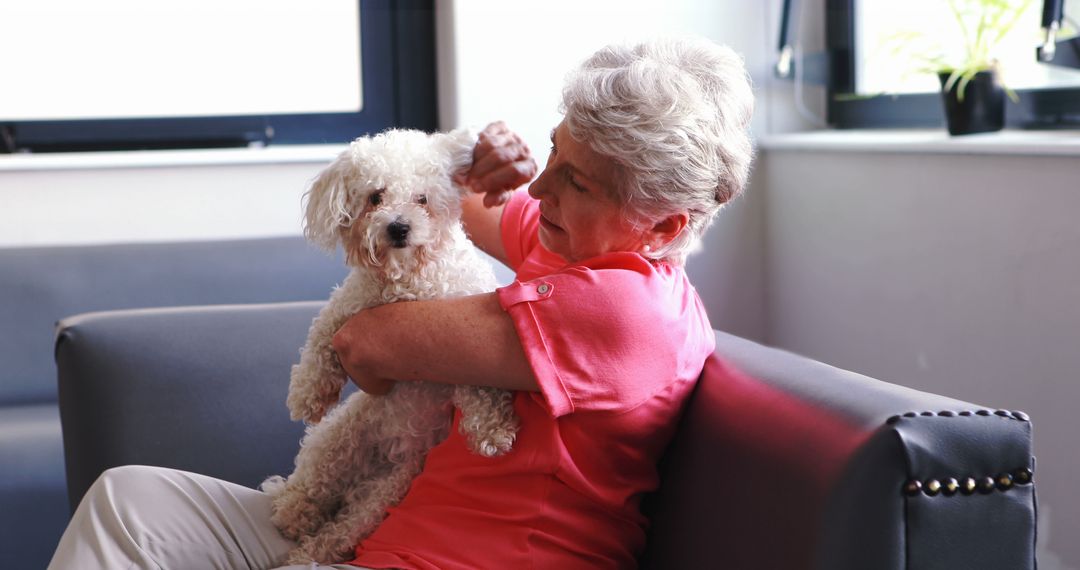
[438,0,774,148]
[0,150,334,247]
[760,142,1080,568]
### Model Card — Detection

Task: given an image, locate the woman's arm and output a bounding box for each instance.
[459,122,537,265]
[332,292,539,395]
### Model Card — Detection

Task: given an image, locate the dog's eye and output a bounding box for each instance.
[368,191,383,206]
[417,195,427,205]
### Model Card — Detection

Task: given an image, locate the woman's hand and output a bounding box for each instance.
[332,319,396,396]
[459,121,538,208]
[457,122,537,264]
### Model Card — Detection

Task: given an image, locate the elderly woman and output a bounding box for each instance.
[49,37,753,570]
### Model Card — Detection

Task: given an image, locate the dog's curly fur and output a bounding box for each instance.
[261,128,520,565]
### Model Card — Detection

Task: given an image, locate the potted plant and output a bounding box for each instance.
[884,0,1034,135]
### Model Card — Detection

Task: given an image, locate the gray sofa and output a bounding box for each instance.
[0,238,345,569]
[53,301,1037,569]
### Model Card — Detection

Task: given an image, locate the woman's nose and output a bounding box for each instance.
[528,167,554,201]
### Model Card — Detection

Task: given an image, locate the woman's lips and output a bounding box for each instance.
[539,212,562,231]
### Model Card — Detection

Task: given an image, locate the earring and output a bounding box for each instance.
[642,243,652,253]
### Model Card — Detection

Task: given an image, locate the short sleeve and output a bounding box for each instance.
[499,190,541,272]
[496,257,714,418]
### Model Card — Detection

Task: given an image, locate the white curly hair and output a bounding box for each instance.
[560,37,755,263]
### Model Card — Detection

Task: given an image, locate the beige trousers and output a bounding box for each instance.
[48,465,374,570]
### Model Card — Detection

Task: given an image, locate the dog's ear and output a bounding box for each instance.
[431,127,478,191]
[302,147,355,251]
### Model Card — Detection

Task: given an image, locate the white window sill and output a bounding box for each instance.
[758,129,1080,156]
[0,144,347,172]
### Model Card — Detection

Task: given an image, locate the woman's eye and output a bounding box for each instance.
[417,195,427,205]
[369,192,383,206]
[565,171,586,193]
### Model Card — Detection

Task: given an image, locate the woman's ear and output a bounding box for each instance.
[302,150,354,251]
[645,212,689,250]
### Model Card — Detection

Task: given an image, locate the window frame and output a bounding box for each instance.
[0,0,436,153]
[825,0,1080,129]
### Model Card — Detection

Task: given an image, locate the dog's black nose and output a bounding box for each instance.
[387,221,410,246]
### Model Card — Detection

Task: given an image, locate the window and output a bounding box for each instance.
[0,0,436,152]
[826,0,1080,128]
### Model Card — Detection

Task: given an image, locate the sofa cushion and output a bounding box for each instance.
[55,302,321,511]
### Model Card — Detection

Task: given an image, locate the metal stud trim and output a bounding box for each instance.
[902,468,1033,497]
[884,409,1031,425]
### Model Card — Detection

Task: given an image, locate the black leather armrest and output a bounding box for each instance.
[55,302,321,512]
[642,330,1035,570]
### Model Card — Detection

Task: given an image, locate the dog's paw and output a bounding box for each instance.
[287,395,329,424]
[470,431,516,457]
[271,503,324,542]
[267,484,328,542]
[260,475,287,498]
[283,542,320,566]
[453,386,519,457]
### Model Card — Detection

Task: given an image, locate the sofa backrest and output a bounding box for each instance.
[0,237,346,406]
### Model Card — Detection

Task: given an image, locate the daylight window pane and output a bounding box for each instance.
[854,0,1080,95]
[0,0,362,121]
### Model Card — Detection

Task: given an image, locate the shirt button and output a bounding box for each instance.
[536,283,551,295]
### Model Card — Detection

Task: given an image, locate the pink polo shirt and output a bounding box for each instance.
[349,191,715,569]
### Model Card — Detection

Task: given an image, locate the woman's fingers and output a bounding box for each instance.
[471,133,529,177]
[480,120,511,139]
[475,161,537,200]
[482,188,513,208]
[465,123,536,195]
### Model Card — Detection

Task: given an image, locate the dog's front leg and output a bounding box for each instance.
[287,298,355,424]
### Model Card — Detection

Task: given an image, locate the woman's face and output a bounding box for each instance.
[528,122,644,263]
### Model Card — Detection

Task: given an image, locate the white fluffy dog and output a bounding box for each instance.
[261,128,519,565]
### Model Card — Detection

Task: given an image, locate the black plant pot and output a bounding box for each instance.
[937,70,1005,136]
